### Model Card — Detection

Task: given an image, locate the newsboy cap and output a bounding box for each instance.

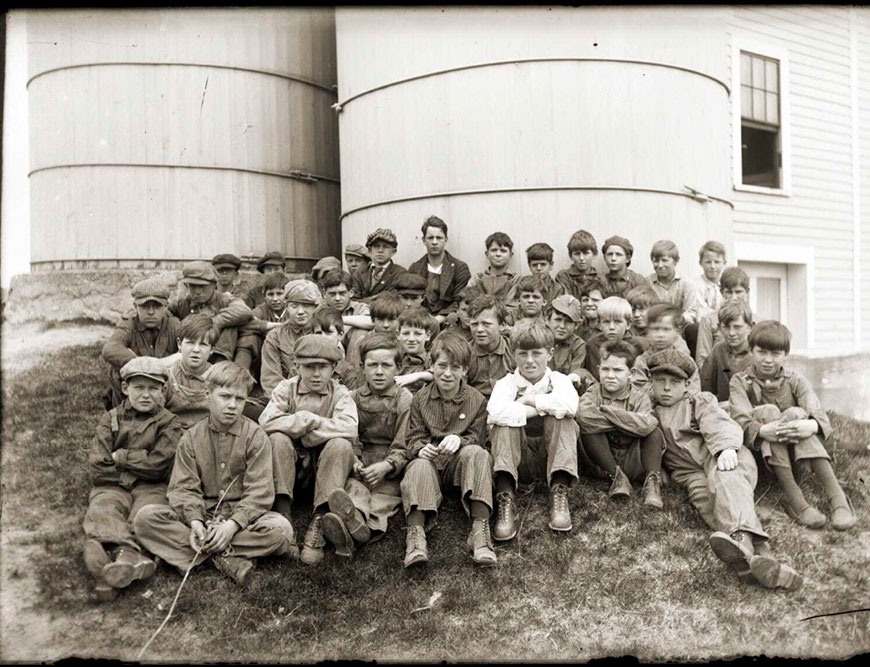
[311,256,342,282]
[131,277,170,306]
[182,261,218,285]
[283,279,322,305]
[344,243,370,260]
[647,349,696,380]
[294,334,343,363]
[394,272,427,295]
[257,251,286,273]
[366,228,398,248]
[601,235,634,259]
[120,356,168,384]
[550,294,584,323]
[212,253,242,270]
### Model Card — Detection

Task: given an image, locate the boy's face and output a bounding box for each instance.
[750,345,786,379]
[264,287,286,313]
[721,285,749,302]
[314,324,343,345]
[581,290,603,321]
[285,301,317,329]
[423,226,447,257]
[363,348,399,393]
[297,360,336,393]
[631,305,648,331]
[599,354,631,395]
[186,282,216,305]
[122,376,165,413]
[700,252,725,282]
[373,316,400,334]
[485,243,513,270]
[368,241,396,267]
[398,325,430,355]
[470,307,501,350]
[262,264,284,275]
[528,259,553,278]
[648,316,680,351]
[457,300,472,328]
[650,373,688,407]
[722,318,751,349]
[178,336,213,370]
[603,246,629,273]
[515,346,553,384]
[570,249,595,272]
[324,284,352,312]
[215,266,238,290]
[652,255,677,280]
[547,310,574,343]
[431,352,467,398]
[519,289,545,317]
[207,384,249,428]
[345,255,368,275]
[136,300,167,329]
[399,293,424,309]
[599,316,629,342]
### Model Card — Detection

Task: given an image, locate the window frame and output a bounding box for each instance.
[732,36,791,197]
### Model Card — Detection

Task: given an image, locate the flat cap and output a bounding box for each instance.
[311,256,342,281]
[212,253,242,270]
[647,349,696,380]
[294,333,343,363]
[344,243,370,260]
[366,228,398,248]
[131,277,170,305]
[257,251,286,273]
[602,235,634,258]
[283,279,322,305]
[120,356,168,384]
[394,272,427,294]
[182,261,218,285]
[550,294,584,323]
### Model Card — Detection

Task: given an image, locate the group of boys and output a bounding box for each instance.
[84,217,856,601]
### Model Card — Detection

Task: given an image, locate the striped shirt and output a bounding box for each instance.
[402,379,488,460]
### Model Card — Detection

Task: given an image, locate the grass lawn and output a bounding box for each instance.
[1,338,869,661]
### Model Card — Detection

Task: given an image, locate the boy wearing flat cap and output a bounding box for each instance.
[101,277,181,408]
[211,253,247,300]
[311,256,343,288]
[647,348,803,591]
[168,261,253,364]
[350,228,408,302]
[601,235,650,299]
[344,243,371,276]
[83,357,183,601]
[258,334,359,566]
[245,251,287,308]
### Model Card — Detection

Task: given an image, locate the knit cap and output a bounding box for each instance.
[601,235,634,259]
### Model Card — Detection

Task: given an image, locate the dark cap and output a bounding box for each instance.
[120,356,168,384]
[131,277,170,306]
[394,272,427,295]
[550,294,583,323]
[647,349,696,380]
[344,244,370,260]
[257,251,286,273]
[294,334,343,363]
[311,256,342,282]
[182,261,218,285]
[602,235,634,259]
[212,253,242,270]
[366,228,398,248]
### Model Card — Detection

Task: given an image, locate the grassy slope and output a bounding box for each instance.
[2,343,869,661]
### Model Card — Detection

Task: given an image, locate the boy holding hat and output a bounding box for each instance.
[345,243,371,276]
[245,251,287,308]
[101,277,181,408]
[601,235,650,299]
[351,228,408,302]
[258,334,359,565]
[83,356,183,600]
[211,253,247,300]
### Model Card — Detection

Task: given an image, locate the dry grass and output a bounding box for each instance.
[2,342,869,661]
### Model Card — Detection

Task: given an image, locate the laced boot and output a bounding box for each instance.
[548,483,572,532]
[608,466,632,501]
[102,547,141,589]
[322,512,355,559]
[642,472,663,510]
[403,525,429,568]
[709,530,755,570]
[300,514,326,566]
[327,488,371,544]
[493,491,517,541]
[467,518,497,567]
[212,555,255,586]
[83,540,117,602]
[749,554,803,591]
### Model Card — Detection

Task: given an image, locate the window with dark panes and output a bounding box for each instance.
[740,51,781,188]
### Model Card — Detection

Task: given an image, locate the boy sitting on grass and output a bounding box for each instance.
[311,307,361,390]
[577,278,606,341]
[84,357,183,601]
[525,242,567,305]
[487,321,581,538]
[134,362,296,587]
[729,321,856,531]
[322,333,414,558]
[600,235,649,299]
[260,280,320,396]
[576,341,664,509]
[258,335,359,565]
[647,349,803,591]
[630,303,698,393]
[395,306,437,393]
[398,333,495,568]
[164,314,215,429]
[556,229,600,301]
[471,231,518,303]
[583,296,641,382]
[700,300,753,402]
[695,266,751,369]
[466,296,515,399]
[547,294,594,392]
[234,271,288,372]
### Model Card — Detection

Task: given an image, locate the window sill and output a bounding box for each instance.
[733,183,791,197]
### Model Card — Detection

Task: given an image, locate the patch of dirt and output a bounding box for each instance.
[1,322,113,374]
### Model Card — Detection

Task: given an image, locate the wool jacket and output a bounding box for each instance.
[351,261,407,302]
[101,312,181,368]
[601,269,650,299]
[259,322,313,396]
[699,340,752,401]
[654,392,743,469]
[576,382,658,437]
[407,251,472,316]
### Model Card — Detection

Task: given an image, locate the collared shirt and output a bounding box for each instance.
[631,341,701,395]
[164,360,212,428]
[89,399,182,489]
[602,269,650,299]
[700,340,752,401]
[468,336,515,398]
[555,266,599,301]
[550,334,587,377]
[647,272,701,324]
[402,379,487,460]
[399,351,431,393]
[577,382,658,437]
[260,322,313,396]
[101,312,181,368]
[167,416,274,530]
[694,275,724,318]
[351,383,414,472]
[471,268,518,302]
[654,392,743,469]
[487,367,579,428]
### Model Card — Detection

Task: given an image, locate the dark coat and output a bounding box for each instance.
[407,251,471,316]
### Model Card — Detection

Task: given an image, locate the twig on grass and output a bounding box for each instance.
[515,494,535,557]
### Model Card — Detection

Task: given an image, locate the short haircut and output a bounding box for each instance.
[178,313,217,345]
[647,303,684,330]
[421,215,448,238]
[399,306,435,332]
[467,295,509,324]
[567,229,598,255]
[204,360,254,392]
[580,278,606,299]
[359,331,402,366]
[511,319,555,351]
[749,320,791,354]
[718,300,753,327]
[456,285,483,305]
[369,293,404,320]
[430,331,471,368]
[650,239,680,262]
[311,307,345,334]
[526,242,554,263]
[596,297,632,323]
[719,266,750,292]
[320,268,354,291]
[699,240,727,262]
[625,285,661,310]
[600,340,639,369]
[516,274,546,296]
[485,231,514,251]
[262,271,290,292]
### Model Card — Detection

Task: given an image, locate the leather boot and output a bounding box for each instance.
[467,518,497,567]
[300,514,326,566]
[212,555,255,586]
[709,530,755,569]
[548,483,572,532]
[642,472,663,510]
[84,540,117,601]
[608,466,632,501]
[493,491,517,541]
[749,554,803,591]
[328,488,371,544]
[403,525,429,568]
[322,512,355,558]
[102,547,140,589]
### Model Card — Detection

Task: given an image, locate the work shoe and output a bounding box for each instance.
[322,512,355,559]
[493,491,517,541]
[467,518,497,567]
[709,531,755,569]
[786,503,827,529]
[608,466,632,501]
[830,499,857,531]
[300,515,326,566]
[83,539,111,578]
[404,525,429,568]
[327,488,371,544]
[102,547,141,589]
[749,555,803,591]
[212,555,255,586]
[548,484,572,532]
[642,472,663,510]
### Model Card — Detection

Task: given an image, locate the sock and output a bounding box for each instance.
[771,464,810,514]
[811,458,849,509]
[407,509,426,528]
[469,500,490,520]
[641,430,664,474]
[550,471,572,488]
[582,432,618,476]
[494,471,515,495]
[273,494,292,519]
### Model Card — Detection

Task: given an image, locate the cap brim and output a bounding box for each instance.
[122,372,167,383]
[134,297,168,306]
[295,356,338,364]
[213,263,239,270]
[551,307,581,322]
[183,277,215,285]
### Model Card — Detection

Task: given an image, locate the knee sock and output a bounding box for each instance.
[583,433,618,476]
[494,471,515,495]
[811,458,848,509]
[234,349,253,370]
[273,494,292,519]
[550,471,572,488]
[407,509,426,528]
[641,432,664,475]
[469,500,490,520]
[771,464,810,513]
